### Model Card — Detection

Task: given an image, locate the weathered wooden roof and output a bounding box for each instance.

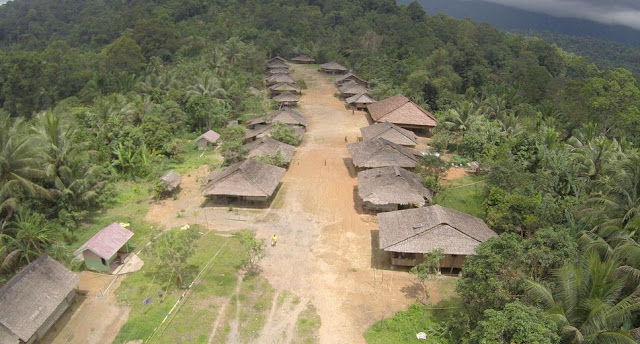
[267,108,308,127]
[267,60,288,69]
[273,92,300,102]
[358,166,433,207]
[346,93,376,105]
[268,56,287,64]
[196,130,220,144]
[269,82,299,93]
[368,94,437,127]
[0,255,78,343]
[244,137,296,163]
[75,223,134,259]
[347,138,419,169]
[338,81,369,96]
[266,74,295,85]
[203,159,286,198]
[336,73,367,86]
[245,124,274,140]
[360,122,418,147]
[319,61,348,71]
[378,205,497,255]
[268,67,290,75]
[291,55,316,63]
[160,171,182,192]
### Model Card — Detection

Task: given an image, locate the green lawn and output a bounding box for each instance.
[434,175,486,218]
[364,304,450,344]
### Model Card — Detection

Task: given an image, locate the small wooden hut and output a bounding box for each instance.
[266,73,295,86]
[273,92,300,107]
[291,55,316,64]
[267,59,288,69]
[367,94,437,135]
[243,137,296,166]
[268,67,290,75]
[338,81,369,97]
[75,223,134,273]
[269,82,300,95]
[268,56,287,64]
[377,205,497,270]
[203,159,286,205]
[196,130,220,149]
[346,93,376,111]
[0,255,78,344]
[357,166,433,212]
[159,171,182,196]
[335,73,368,87]
[360,122,418,147]
[319,61,348,74]
[244,124,274,142]
[347,138,419,170]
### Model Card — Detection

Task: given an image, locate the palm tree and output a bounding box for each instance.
[482,95,513,121]
[224,37,245,65]
[442,101,480,134]
[186,72,227,99]
[527,253,640,344]
[8,212,58,264]
[566,135,622,182]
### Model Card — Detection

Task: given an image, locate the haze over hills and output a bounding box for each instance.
[403,0,640,49]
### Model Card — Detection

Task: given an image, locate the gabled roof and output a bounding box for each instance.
[203,159,286,198]
[75,223,134,259]
[338,82,369,96]
[378,205,497,255]
[0,255,78,343]
[367,94,437,127]
[268,56,287,64]
[347,138,419,169]
[360,122,417,147]
[266,74,295,84]
[267,108,308,127]
[346,93,376,105]
[267,60,288,69]
[336,73,367,86]
[197,130,220,144]
[291,55,316,63]
[160,171,182,192]
[268,67,290,75]
[358,167,433,207]
[269,82,298,93]
[245,124,274,140]
[273,92,300,102]
[244,137,296,163]
[319,61,348,71]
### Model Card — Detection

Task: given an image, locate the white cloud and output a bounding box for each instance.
[480,0,640,30]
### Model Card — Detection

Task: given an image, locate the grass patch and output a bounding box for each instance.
[364,304,450,344]
[237,275,275,342]
[113,229,249,344]
[295,303,321,344]
[271,184,287,210]
[167,145,222,175]
[434,175,486,218]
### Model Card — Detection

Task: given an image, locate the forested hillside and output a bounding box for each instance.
[1,0,640,342]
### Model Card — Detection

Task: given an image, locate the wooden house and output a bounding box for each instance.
[367,94,437,135]
[338,81,369,98]
[0,255,78,344]
[319,61,348,74]
[346,93,376,111]
[243,137,296,166]
[269,82,300,95]
[335,73,368,87]
[196,130,220,149]
[377,205,497,270]
[357,166,433,213]
[273,92,300,107]
[266,73,295,86]
[159,171,182,197]
[360,122,418,147]
[75,223,133,273]
[347,138,419,170]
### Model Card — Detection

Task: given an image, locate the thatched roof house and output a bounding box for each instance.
[0,255,78,344]
[266,73,295,86]
[319,61,348,74]
[273,92,300,106]
[269,82,299,95]
[196,130,220,148]
[244,137,296,165]
[203,159,286,205]
[160,171,182,193]
[346,93,376,111]
[357,166,433,213]
[291,55,316,63]
[347,138,419,170]
[267,108,308,127]
[367,94,437,134]
[338,81,369,97]
[360,122,418,147]
[378,205,497,269]
[336,73,368,87]
[245,124,274,142]
[267,60,288,69]
[268,56,287,64]
[268,67,290,75]
[75,223,134,273]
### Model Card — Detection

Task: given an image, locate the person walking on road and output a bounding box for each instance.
[271,234,278,247]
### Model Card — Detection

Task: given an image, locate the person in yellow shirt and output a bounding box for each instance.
[271,234,278,247]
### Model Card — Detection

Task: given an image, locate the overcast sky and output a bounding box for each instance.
[480,0,640,30]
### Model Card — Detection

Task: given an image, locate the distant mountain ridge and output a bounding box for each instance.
[402,0,640,49]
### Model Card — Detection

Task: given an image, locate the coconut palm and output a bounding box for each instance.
[526,253,640,344]
[566,135,622,182]
[8,212,58,264]
[186,71,227,99]
[442,101,481,134]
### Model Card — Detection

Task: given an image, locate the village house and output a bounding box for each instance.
[268,56,287,64]
[243,137,296,166]
[377,205,497,271]
[266,73,295,86]
[202,159,286,206]
[244,124,274,142]
[0,255,78,344]
[335,72,368,87]
[319,61,348,74]
[159,171,182,197]
[367,94,437,135]
[269,82,300,95]
[267,59,288,69]
[195,130,220,149]
[347,138,419,170]
[338,81,369,98]
[357,166,432,213]
[75,223,134,273]
[291,55,316,64]
[360,122,418,147]
[273,92,300,107]
[268,67,290,75]
[346,93,376,111]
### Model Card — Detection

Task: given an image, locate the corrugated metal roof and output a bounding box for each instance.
[75,223,134,259]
